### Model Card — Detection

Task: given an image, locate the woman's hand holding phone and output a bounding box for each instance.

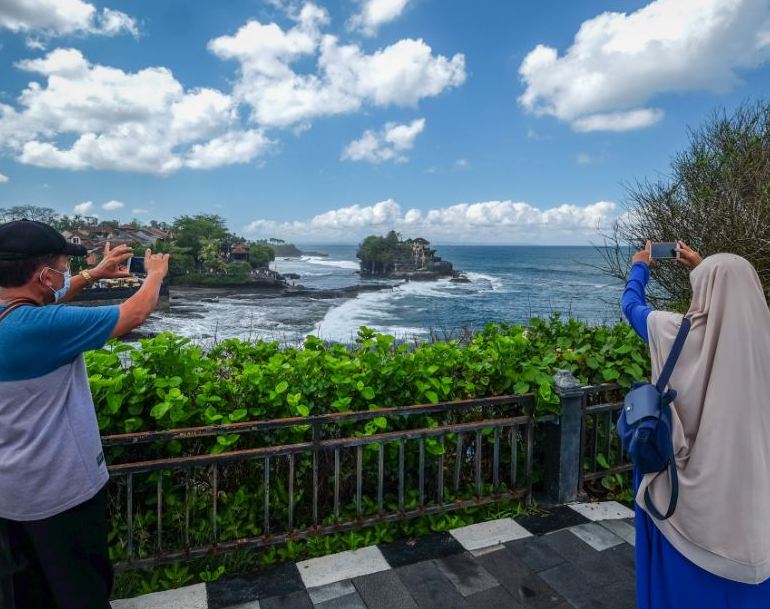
[632,241,652,267]
[675,241,703,269]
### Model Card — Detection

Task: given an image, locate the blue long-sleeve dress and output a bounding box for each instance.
[621,262,770,608]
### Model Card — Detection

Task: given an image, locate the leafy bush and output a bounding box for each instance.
[92,317,649,597]
[90,316,648,438]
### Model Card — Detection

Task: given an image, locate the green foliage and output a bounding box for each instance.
[356,230,413,276]
[227,261,253,276]
[171,215,230,268]
[248,243,276,269]
[89,317,648,439]
[93,317,649,598]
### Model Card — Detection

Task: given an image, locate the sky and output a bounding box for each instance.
[0,0,768,244]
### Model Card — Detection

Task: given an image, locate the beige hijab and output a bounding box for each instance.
[639,253,770,584]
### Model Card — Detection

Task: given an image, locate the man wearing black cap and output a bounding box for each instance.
[0,219,169,609]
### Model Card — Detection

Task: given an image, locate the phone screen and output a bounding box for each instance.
[650,242,679,259]
[128,256,146,274]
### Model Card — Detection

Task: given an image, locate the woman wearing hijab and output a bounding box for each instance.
[621,242,770,608]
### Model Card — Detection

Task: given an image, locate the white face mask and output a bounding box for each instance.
[41,267,71,303]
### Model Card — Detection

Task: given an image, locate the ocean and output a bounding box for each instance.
[141,245,627,344]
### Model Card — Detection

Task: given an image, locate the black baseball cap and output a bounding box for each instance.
[0,219,88,260]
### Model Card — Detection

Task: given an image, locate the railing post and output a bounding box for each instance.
[544,370,584,504]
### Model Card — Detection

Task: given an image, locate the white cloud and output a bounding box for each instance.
[454,158,469,169]
[573,109,664,133]
[25,37,46,51]
[349,0,411,36]
[519,0,770,132]
[131,208,150,215]
[0,48,272,174]
[73,201,94,214]
[245,199,618,244]
[186,130,273,169]
[0,173,8,183]
[0,0,138,38]
[101,200,124,211]
[208,4,465,128]
[342,118,425,163]
[576,153,593,165]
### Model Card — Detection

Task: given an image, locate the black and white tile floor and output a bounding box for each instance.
[112,501,636,609]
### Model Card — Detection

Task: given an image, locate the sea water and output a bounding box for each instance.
[141,245,626,344]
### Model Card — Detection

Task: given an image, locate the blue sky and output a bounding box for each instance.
[0,0,768,244]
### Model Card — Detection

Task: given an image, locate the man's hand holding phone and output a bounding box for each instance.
[143,249,170,278]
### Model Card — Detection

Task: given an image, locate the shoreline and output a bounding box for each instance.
[169,281,397,301]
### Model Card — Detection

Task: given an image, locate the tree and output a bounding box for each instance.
[248,243,275,269]
[153,240,195,275]
[356,230,413,276]
[227,261,252,277]
[172,215,230,270]
[200,238,227,274]
[0,205,59,225]
[600,100,770,308]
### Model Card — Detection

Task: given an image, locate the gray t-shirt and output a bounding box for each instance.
[0,303,119,521]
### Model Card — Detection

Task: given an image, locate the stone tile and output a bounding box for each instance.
[297,546,390,589]
[574,543,636,589]
[396,560,470,609]
[307,581,356,605]
[470,544,506,558]
[314,592,368,609]
[352,569,418,609]
[569,523,624,551]
[224,603,261,609]
[379,532,465,568]
[538,562,606,609]
[450,518,532,551]
[600,578,636,609]
[603,542,636,576]
[260,591,314,609]
[567,501,634,522]
[599,519,636,546]
[207,564,305,609]
[539,561,635,609]
[515,506,591,536]
[474,546,566,609]
[465,585,522,609]
[540,529,600,563]
[111,584,208,609]
[435,552,499,597]
[505,537,566,573]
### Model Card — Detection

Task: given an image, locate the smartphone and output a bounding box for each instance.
[650,242,680,260]
[127,256,146,274]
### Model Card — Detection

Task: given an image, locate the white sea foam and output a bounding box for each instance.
[300,256,360,270]
[464,272,504,290]
[312,279,469,342]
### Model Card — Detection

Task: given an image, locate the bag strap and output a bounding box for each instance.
[0,298,39,323]
[644,458,679,520]
[655,317,691,393]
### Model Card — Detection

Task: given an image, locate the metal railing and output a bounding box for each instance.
[104,394,555,572]
[579,383,631,487]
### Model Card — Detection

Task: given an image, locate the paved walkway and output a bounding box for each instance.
[113,501,636,609]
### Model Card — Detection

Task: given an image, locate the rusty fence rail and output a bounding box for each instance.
[579,382,631,487]
[104,393,558,572]
[102,373,630,572]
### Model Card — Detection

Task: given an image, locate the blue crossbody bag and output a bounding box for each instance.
[616,317,690,520]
